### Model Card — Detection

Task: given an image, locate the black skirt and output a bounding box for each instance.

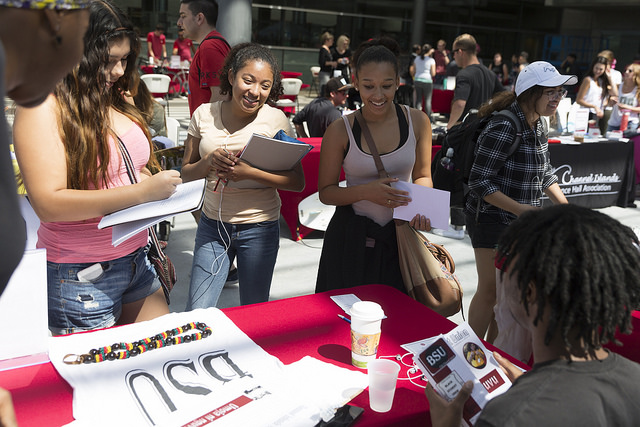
[315,205,406,294]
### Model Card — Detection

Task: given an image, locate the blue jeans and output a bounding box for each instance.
[47,245,160,335]
[187,213,280,309]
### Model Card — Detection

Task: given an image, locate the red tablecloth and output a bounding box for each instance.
[225,285,465,426]
[281,71,303,79]
[432,89,454,114]
[2,284,639,426]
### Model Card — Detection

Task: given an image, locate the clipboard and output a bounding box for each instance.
[225,133,313,189]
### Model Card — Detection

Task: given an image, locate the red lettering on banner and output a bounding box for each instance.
[182,395,253,426]
[479,369,505,393]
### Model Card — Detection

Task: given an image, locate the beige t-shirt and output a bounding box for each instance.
[189,101,293,223]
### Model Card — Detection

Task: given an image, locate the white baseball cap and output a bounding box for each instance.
[515,61,578,96]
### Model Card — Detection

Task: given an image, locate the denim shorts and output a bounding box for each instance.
[47,244,161,335]
[465,212,509,249]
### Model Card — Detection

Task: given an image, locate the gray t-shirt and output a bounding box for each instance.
[476,352,640,426]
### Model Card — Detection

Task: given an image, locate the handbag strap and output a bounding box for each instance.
[115,133,139,184]
[354,110,389,180]
[114,131,167,257]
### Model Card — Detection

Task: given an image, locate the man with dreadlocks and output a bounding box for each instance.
[425,204,640,427]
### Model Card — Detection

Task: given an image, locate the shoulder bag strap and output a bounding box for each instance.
[115,134,138,184]
[354,110,389,180]
[114,132,167,257]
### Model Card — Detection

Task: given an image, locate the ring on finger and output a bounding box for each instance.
[387,199,391,205]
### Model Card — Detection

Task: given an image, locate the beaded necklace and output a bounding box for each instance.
[63,322,212,365]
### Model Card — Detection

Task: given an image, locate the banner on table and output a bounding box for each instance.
[50,309,367,427]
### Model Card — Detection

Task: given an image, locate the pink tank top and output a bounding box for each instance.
[343,105,417,226]
[38,124,150,263]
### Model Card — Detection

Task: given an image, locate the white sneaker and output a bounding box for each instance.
[431,226,465,240]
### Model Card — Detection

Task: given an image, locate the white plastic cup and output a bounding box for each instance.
[368,359,400,413]
[350,301,385,368]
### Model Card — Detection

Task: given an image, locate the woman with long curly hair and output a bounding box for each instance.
[181,42,304,309]
[13,0,182,336]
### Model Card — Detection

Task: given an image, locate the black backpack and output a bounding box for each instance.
[432,110,523,207]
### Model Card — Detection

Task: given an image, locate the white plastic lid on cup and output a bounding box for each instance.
[349,301,385,321]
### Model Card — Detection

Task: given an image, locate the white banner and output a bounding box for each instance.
[50,308,367,426]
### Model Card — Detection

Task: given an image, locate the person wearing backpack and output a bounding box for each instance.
[465,61,576,342]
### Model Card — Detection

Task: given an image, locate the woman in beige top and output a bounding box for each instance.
[181,43,304,309]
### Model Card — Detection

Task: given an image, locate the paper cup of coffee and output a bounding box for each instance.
[350,301,385,368]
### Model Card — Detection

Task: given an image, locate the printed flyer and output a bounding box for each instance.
[403,323,512,426]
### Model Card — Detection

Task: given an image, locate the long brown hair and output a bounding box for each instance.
[54,0,159,191]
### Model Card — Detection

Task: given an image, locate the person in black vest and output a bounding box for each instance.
[293,77,350,138]
[0,0,90,422]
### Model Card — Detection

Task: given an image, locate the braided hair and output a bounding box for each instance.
[496,204,640,353]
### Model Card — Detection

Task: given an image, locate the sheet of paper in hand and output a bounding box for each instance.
[402,323,512,427]
[50,309,367,427]
[391,181,450,230]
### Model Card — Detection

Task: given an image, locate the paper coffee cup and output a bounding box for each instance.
[350,301,385,368]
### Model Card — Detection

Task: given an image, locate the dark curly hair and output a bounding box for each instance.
[218,42,283,104]
[352,37,400,78]
[496,204,640,354]
[54,0,158,190]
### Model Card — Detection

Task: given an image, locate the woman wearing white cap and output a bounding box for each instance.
[464,61,576,343]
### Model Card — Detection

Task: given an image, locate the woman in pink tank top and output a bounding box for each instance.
[13,0,182,336]
[316,38,434,293]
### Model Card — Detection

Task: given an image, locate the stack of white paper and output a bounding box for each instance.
[98,178,206,246]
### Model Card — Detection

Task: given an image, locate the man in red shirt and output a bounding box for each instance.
[172,28,195,64]
[146,23,167,65]
[177,0,230,116]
